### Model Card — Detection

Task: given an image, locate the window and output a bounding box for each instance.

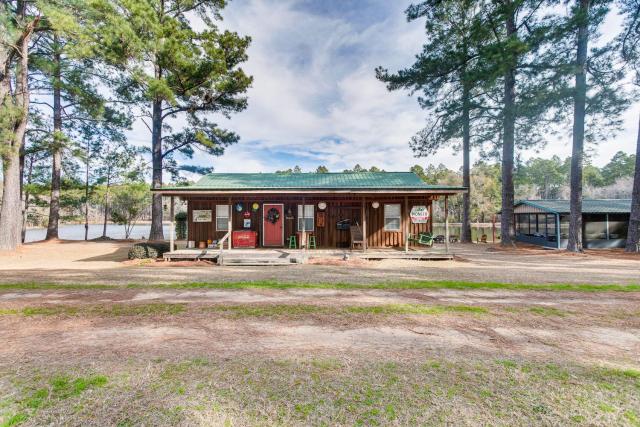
[384,204,401,231]
[297,204,314,231]
[216,205,230,231]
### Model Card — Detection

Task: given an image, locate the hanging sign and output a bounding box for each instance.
[243,211,251,219]
[243,219,251,228]
[410,205,429,224]
[193,210,212,222]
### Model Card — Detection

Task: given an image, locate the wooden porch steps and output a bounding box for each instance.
[218,251,306,266]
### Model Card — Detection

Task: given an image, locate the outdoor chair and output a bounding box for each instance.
[350,225,364,250]
[407,232,434,247]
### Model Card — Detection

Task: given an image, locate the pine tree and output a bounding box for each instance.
[561,0,629,252]
[92,0,253,241]
[376,0,492,243]
[619,0,640,252]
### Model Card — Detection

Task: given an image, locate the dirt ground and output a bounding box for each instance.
[1,286,639,367]
[0,239,638,285]
[1,241,639,425]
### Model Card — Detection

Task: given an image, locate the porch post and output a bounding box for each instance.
[302,196,306,250]
[605,214,610,240]
[362,197,367,252]
[444,195,450,254]
[169,196,175,252]
[556,213,561,249]
[404,196,409,253]
[228,197,232,250]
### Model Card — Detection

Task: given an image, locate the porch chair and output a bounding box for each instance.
[350,225,364,250]
[407,232,434,247]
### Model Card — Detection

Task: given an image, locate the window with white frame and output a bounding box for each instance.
[216,205,230,231]
[297,204,314,231]
[384,204,401,231]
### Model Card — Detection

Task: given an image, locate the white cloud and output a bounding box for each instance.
[125,0,639,177]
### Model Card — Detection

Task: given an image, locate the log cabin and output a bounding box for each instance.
[153,172,467,252]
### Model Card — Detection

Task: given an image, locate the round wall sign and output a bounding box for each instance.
[318,201,327,210]
[251,202,260,211]
[371,201,380,209]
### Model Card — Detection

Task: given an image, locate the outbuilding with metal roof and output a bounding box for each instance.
[513,199,631,249]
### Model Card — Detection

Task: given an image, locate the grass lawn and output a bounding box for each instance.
[2,358,639,426]
[0,280,639,426]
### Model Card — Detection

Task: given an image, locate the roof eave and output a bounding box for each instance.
[152,187,468,195]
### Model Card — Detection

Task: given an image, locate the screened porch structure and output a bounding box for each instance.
[513,199,631,249]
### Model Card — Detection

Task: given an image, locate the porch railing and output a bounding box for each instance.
[218,231,231,256]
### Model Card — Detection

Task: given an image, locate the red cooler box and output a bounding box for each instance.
[232,231,257,248]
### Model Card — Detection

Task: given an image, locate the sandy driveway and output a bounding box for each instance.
[1,286,639,368]
[0,240,638,285]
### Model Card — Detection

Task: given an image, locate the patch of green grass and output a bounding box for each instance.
[50,375,108,399]
[201,303,486,318]
[529,306,567,317]
[1,279,639,292]
[1,374,108,427]
[0,413,28,427]
[0,304,185,318]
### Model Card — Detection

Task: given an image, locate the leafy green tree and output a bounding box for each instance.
[315,165,329,173]
[94,140,145,239]
[515,156,568,199]
[109,182,151,240]
[377,0,493,243]
[600,151,636,185]
[29,30,130,241]
[94,0,253,240]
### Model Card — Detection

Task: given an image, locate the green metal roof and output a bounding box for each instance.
[157,172,466,192]
[515,199,632,214]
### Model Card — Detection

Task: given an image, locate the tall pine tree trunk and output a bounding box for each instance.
[149,96,164,241]
[461,79,472,243]
[46,43,62,240]
[0,20,32,251]
[84,143,90,241]
[567,0,590,252]
[500,13,517,247]
[625,112,640,252]
[102,175,110,238]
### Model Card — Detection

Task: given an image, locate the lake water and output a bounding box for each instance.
[25,224,172,243]
[432,225,501,242]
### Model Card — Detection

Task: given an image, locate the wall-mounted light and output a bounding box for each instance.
[318,201,327,210]
[371,201,380,209]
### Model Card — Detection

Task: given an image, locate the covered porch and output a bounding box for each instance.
[154,172,467,262]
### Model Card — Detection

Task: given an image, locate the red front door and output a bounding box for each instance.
[263,203,284,246]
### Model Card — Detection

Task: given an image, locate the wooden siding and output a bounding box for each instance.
[185,194,437,249]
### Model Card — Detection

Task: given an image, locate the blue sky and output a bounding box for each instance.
[125,0,639,175]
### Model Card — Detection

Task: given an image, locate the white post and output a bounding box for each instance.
[228,198,232,250]
[362,197,367,252]
[445,195,450,254]
[302,197,306,250]
[169,196,175,252]
[404,196,409,253]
